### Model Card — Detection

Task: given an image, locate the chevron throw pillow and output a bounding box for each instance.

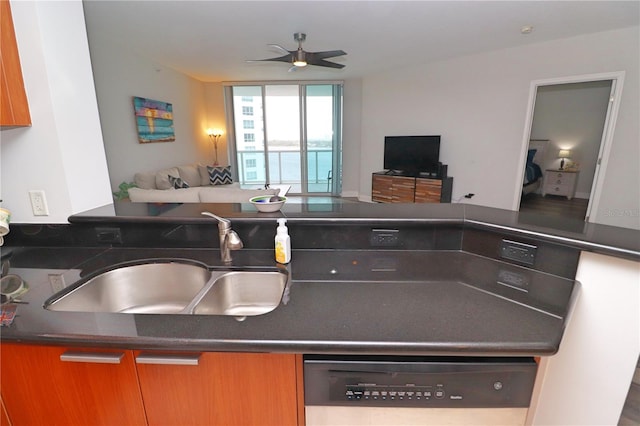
[168,175,190,189]
[207,165,233,185]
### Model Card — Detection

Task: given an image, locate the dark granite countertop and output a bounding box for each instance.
[68,202,640,260]
[6,200,636,356]
[1,246,577,356]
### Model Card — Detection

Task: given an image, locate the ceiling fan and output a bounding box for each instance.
[248,33,346,71]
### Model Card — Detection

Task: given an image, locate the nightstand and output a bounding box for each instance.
[542,169,579,200]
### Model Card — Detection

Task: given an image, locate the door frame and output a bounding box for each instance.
[514,71,625,222]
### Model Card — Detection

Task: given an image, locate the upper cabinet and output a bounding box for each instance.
[1,0,31,128]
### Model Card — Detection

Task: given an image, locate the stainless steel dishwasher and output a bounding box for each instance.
[304,355,537,426]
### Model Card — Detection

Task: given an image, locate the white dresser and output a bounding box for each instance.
[542,169,579,200]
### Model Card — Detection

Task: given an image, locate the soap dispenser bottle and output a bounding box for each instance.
[275,218,291,264]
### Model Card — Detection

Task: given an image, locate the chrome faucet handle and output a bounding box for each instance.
[201,211,242,264]
[226,231,244,250]
[201,211,231,230]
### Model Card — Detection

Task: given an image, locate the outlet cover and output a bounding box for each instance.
[28,190,49,216]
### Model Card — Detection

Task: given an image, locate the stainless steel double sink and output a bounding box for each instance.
[43,261,289,318]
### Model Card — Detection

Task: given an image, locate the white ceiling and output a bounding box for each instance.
[83,1,640,83]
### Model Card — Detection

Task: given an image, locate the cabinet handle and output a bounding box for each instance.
[60,351,124,364]
[135,353,200,366]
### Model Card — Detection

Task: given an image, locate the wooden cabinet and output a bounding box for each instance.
[542,169,579,200]
[1,397,10,426]
[1,343,302,426]
[136,351,300,426]
[415,178,443,203]
[371,174,394,202]
[372,174,415,203]
[372,172,453,203]
[0,344,147,426]
[0,0,31,128]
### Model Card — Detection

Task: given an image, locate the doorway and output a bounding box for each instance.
[516,72,624,223]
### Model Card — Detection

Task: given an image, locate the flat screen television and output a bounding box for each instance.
[383,135,440,175]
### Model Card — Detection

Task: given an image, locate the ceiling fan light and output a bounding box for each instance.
[293,48,307,67]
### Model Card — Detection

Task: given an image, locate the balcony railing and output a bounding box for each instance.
[237,149,333,193]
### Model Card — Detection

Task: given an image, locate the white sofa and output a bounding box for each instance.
[128,164,278,203]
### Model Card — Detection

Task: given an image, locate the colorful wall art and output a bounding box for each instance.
[133,96,175,143]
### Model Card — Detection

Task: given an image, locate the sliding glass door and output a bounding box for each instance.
[265,85,301,191]
[226,82,342,195]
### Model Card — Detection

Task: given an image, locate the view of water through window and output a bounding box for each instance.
[230,84,342,195]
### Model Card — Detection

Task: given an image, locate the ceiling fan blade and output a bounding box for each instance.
[307,58,345,69]
[268,44,292,55]
[309,50,347,60]
[246,54,293,64]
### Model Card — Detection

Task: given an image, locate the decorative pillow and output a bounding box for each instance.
[198,164,211,186]
[207,165,233,185]
[177,164,201,187]
[155,167,180,190]
[134,172,157,190]
[527,149,537,165]
[168,175,190,189]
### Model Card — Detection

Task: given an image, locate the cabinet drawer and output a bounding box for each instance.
[546,185,572,196]
[549,176,573,185]
[547,171,577,185]
[391,177,415,202]
[372,175,394,202]
[372,175,394,188]
[390,176,416,189]
[415,179,442,202]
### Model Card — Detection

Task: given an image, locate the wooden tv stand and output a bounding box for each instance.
[371,171,453,203]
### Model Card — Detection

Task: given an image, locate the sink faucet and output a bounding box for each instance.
[201,212,244,264]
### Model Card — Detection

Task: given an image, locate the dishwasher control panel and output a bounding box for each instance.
[304,355,537,408]
[345,383,449,402]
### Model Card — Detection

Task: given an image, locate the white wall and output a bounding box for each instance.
[87,33,211,191]
[340,78,363,197]
[359,26,639,229]
[528,252,640,425]
[530,81,612,198]
[203,83,227,165]
[0,0,112,223]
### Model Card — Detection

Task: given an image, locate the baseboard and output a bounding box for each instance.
[340,190,359,198]
[574,192,591,199]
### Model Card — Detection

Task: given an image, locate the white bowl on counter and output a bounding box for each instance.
[249,195,287,212]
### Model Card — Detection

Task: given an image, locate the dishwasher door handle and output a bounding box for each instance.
[328,370,391,376]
